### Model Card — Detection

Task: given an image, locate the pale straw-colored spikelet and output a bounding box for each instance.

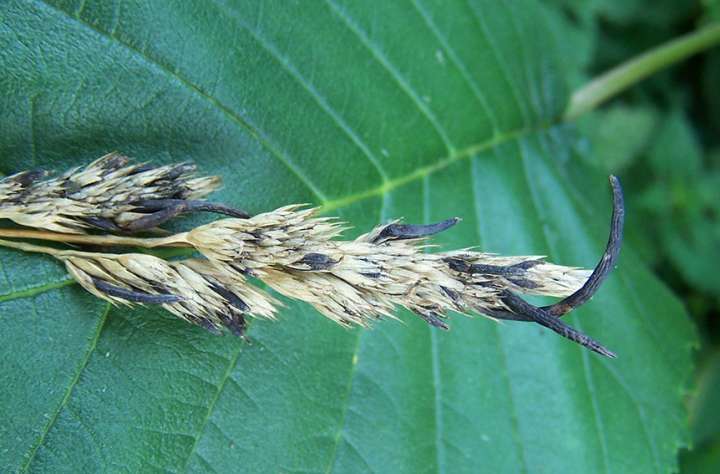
[259,267,397,327]
[0,152,221,233]
[185,205,345,271]
[60,251,276,335]
[441,251,593,297]
[183,207,591,329]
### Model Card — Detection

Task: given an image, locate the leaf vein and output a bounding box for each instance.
[423,174,446,474]
[464,0,532,126]
[469,155,529,474]
[323,332,363,474]
[324,185,386,473]
[324,0,455,152]
[211,0,389,182]
[20,303,110,473]
[410,0,500,133]
[35,0,328,202]
[320,125,540,213]
[180,345,243,472]
[599,363,663,473]
[0,278,75,304]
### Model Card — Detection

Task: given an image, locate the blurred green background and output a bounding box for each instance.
[543,0,720,471]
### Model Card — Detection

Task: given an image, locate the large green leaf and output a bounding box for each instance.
[0,1,695,472]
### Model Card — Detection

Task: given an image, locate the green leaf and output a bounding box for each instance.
[0,1,695,473]
[539,0,597,89]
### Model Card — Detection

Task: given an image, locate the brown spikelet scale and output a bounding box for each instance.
[0,158,625,358]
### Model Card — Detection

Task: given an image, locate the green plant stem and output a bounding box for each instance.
[565,23,720,120]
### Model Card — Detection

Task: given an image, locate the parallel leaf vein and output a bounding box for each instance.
[20,303,110,473]
[37,0,327,202]
[410,0,500,132]
[465,0,531,126]
[180,345,244,471]
[469,156,529,474]
[424,174,446,474]
[324,0,455,152]
[211,0,389,182]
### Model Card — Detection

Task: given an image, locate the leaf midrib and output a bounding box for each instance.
[320,125,542,213]
[36,0,552,215]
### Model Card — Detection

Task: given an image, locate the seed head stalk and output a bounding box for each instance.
[0,228,191,248]
[0,237,67,256]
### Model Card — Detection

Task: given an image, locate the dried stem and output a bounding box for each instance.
[490,175,624,323]
[500,291,616,358]
[0,237,68,256]
[0,228,190,248]
[0,237,183,257]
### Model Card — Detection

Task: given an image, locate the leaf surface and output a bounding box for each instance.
[0,1,695,473]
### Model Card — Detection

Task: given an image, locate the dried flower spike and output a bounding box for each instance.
[0,156,625,358]
[171,176,624,356]
[0,153,248,233]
